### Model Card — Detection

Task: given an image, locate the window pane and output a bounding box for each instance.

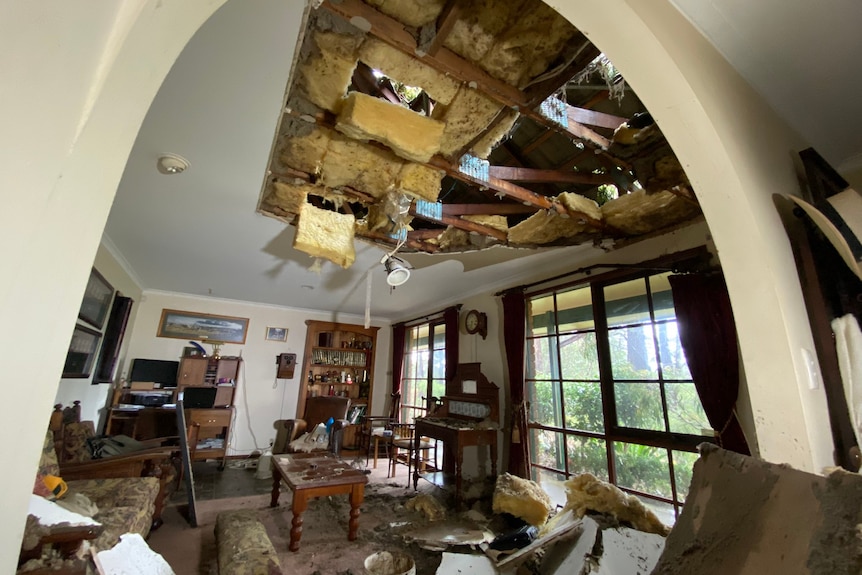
[672,450,699,503]
[528,295,556,336]
[655,321,691,379]
[431,349,446,380]
[527,336,555,380]
[605,278,650,327]
[433,325,445,346]
[613,442,672,499]
[563,381,604,432]
[615,382,664,431]
[560,332,600,380]
[528,380,561,427]
[635,494,676,528]
[531,466,566,485]
[666,382,711,435]
[556,286,594,332]
[530,428,565,471]
[431,379,446,401]
[566,435,609,481]
[608,325,658,379]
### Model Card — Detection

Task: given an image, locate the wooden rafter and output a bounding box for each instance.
[408,228,447,241]
[488,166,615,186]
[441,203,535,216]
[409,203,507,241]
[361,230,438,253]
[319,0,609,149]
[420,0,463,57]
[523,33,600,107]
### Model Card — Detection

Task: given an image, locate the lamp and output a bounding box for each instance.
[384,256,411,287]
[156,153,190,175]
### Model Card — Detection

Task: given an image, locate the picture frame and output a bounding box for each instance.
[266,326,288,342]
[78,268,114,329]
[63,325,102,378]
[157,309,249,344]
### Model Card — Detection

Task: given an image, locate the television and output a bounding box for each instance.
[129,358,179,387]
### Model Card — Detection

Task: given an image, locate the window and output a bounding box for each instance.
[400,320,447,423]
[525,270,712,519]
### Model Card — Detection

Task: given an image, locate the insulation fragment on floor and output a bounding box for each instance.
[492,473,553,527]
[405,493,447,521]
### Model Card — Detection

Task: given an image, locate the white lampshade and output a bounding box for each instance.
[385,258,411,286]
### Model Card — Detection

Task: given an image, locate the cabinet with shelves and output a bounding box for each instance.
[299,321,379,448]
[177,356,241,408]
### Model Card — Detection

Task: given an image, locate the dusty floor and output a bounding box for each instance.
[149,457,506,575]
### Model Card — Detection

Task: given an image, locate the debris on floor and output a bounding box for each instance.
[405,493,447,521]
[492,473,554,527]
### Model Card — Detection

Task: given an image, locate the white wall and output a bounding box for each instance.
[124,291,390,455]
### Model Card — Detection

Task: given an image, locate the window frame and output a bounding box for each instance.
[400,318,446,423]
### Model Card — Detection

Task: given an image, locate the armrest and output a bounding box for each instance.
[58,447,177,481]
[273,419,308,454]
[329,418,350,456]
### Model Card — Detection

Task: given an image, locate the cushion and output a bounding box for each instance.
[62,421,95,462]
[216,510,281,575]
[38,431,60,478]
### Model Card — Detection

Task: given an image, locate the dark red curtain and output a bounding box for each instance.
[502,288,529,476]
[444,306,460,382]
[391,322,406,399]
[668,274,750,455]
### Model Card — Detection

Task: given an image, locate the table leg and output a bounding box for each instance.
[490,440,498,477]
[270,472,281,507]
[348,484,365,541]
[373,436,379,469]
[289,493,308,552]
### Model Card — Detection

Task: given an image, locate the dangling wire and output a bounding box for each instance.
[364,269,372,329]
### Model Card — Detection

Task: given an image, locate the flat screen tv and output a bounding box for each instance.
[129,358,179,387]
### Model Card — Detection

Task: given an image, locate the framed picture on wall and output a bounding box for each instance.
[266,326,288,341]
[63,325,101,378]
[78,268,114,329]
[157,309,249,344]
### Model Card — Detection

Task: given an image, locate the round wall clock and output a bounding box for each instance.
[465,309,488,339]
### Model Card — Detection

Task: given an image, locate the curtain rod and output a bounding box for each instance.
[496,262,679,296]
[396,303,463,327]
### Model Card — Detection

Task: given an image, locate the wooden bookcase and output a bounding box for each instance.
[177,356,241,408]
[298,320,379,448]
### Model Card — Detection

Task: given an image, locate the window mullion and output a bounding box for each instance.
[592,281,616,484]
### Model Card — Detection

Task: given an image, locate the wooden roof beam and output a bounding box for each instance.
[409,203,508,241]
[320,0,609,149]
[419,0,463,57]
[360,230,439,253]
[440,203,535,216]
[488,166,615,186]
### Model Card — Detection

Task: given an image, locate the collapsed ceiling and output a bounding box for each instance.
[258,0,702,269]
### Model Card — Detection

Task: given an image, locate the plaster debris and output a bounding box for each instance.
[405,493,447,521]
[94,533,174,575]
[336,92,445,163]
[601,189,700,236]
[358,37,461,105]
[406,521,493,551]
[492,473,554,527]
[437,552,511,575]
[561,473,670,537]
[293,202,356,268]
[652,444,862,575]
[27,494,99,528]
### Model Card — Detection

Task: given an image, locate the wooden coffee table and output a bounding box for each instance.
[270,453,368,552]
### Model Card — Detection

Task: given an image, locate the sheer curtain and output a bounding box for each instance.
[669,274,750,454]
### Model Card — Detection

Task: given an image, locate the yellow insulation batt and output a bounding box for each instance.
[463,214,508,233]
[435,86,505,158]
[471,109,519,159]
[298,31,362,113]
[336,92,445,163]
[507,192,600,245]
[358,38,460,106]
[293,203,356,268]
[278,125,333,175]
[601,189,701,236]
[396,163,443,203]
[364,0,447,28]
[562,473,670,537]
[320,135,404,199]
[492,472,553,527]
[443,0,527,64]
[265,181,317,215]
[405,493,447,521]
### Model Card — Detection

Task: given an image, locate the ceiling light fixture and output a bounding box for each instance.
[383,255,411,287]
[156,153,190,175]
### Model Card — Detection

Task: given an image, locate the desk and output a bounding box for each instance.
[413,417,497,504]
[270,453,367,552]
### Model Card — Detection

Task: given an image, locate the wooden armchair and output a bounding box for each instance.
[357,393,401,468]
[273,396,351,456]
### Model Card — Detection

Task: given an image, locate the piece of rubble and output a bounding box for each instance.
[336,92,445,163]
[560,473,670,537]
[407,521,493,551]
[405,493,446,521]
[293,203,356,268]
[601,189,700,236]
[492,473,553,527]
[437,552,515,575]
[651,443,862,575]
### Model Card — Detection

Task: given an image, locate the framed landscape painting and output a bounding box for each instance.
[157,309,249,344]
